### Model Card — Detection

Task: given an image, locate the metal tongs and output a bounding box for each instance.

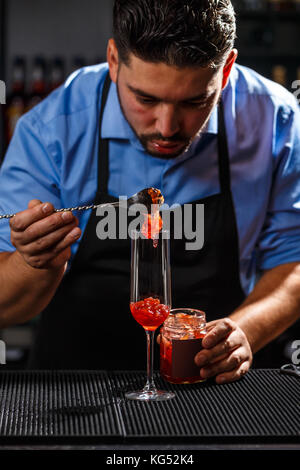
[280,363,300,379]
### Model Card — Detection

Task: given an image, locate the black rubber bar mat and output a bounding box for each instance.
[110,369,300,444]
[0,369,299,444]
[0,370,123,444]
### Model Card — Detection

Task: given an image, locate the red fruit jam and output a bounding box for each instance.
[147,188,164,206]
[130,297,170,331]
[141,211,163,241]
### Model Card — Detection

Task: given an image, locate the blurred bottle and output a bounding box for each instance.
[267,0,295,10]
[93,56,106,65]
[293,0,300,10]
[272,64,288,87]
[231,0,243,11]
[49,57,65,93]
[26,57,47,111]
[244,0,266,10]
[70,56,86,75]
[5,57,26,144]
[249,26,274,48]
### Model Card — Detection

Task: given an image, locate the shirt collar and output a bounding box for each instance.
[101,79,219,141]
[202,104,218,135]
[101,81,136,140]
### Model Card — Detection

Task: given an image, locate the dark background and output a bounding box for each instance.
[0,0,299,368]
[1,0,300,159]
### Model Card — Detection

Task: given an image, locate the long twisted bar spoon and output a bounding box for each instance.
[0,188,164,220]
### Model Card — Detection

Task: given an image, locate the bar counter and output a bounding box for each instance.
[0,369,299,450]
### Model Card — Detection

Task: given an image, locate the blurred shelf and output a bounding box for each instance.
[238,53,300,59]
[236,10,300,20]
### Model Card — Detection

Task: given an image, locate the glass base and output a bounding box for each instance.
[125,389,175,401]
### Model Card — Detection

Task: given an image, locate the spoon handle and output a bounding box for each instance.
[0,201,119,220]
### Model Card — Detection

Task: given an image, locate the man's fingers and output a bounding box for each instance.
[9,197,80,270]
[195,329,241,367]
[10,201,55,232]
[48,247,72,270]
[25,228,81,269]
[16,213,78,246]
[215,362,250,385]
[199,346,250,380]
[193,318,253,385]
[27,199,42,209]
[205,320,220,331]
[202,318,234,349]
[21,221,80,254]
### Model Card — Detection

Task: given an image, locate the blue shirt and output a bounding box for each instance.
[0,62,300,296]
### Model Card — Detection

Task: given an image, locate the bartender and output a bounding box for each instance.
[0,0,300,384]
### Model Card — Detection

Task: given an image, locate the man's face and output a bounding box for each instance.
[108,40,235,159]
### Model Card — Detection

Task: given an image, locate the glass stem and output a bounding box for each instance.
[144,329,156,392]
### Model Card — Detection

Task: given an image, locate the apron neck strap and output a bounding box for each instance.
[217,99,232,194]
[97,72,111,195]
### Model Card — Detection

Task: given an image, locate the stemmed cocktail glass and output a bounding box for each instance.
[125,230,175,401]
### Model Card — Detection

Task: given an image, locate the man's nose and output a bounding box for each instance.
[155,104,180,138]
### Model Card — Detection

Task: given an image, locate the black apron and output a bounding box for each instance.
[28,74,246,370]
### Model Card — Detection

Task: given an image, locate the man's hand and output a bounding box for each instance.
[10,199,81,270]
[194,318,253,384]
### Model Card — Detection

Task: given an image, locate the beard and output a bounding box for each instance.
[116,79,218,159]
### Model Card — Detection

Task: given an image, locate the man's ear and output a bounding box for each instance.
[107,38,119,83]
[222,49,238,90]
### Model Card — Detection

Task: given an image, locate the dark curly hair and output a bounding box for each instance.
[113,0,236,69]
